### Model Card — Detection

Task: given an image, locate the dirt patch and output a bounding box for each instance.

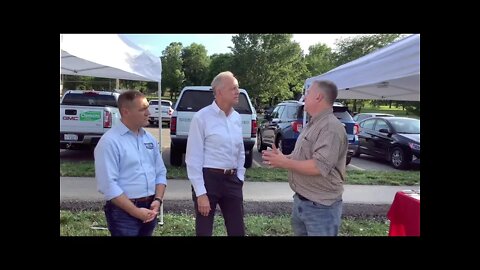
[60,200,389,217]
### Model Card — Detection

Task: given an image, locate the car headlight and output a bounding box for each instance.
[408,142,420,151]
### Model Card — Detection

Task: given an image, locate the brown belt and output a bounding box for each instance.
[204,168,237,175]
[129,195,154,203]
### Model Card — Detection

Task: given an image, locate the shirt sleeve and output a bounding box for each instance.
[311,130,341,178]
[154,137,167,186]
[236,117,246,181]
[94,137,124,200]
[185,114,207,196]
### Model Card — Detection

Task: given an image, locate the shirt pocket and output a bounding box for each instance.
[299,136,314,159]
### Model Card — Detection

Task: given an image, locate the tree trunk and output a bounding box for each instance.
[352,99,357,112]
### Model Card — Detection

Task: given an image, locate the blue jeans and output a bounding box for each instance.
[291,194,343,236]
[104,200,157,236]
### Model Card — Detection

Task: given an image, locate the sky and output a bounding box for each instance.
[123,34,375,57]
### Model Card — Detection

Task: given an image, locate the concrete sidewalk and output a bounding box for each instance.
[60,177,419,205]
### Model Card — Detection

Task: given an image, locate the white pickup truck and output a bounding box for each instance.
[60,90,121,150]
[148,99,173,126]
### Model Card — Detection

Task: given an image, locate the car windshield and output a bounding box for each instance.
[161,101,171,106]
[389,118,420,134]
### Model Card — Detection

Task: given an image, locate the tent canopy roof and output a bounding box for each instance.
[305,34,420,101]
[61,34,161,82]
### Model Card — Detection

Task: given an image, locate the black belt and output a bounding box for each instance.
[129,195,154,203]
[204,168,237,175]
[296,193,310,202]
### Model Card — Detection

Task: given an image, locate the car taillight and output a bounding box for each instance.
[170,116,177,135]
[292,121,303,133]
[354,123,359,135]
[251,120,257,138]
[104,111,112,128]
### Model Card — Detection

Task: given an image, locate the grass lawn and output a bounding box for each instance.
[60,162,419,185]
[60,210,389,236]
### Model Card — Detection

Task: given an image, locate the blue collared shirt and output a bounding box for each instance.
[185,101,245,196]
[94,121,167,201]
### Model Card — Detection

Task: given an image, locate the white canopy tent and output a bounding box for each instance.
[305,34,420,101]
[60,34,164,150]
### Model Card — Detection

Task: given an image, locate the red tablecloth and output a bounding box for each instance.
[387,191,420,236]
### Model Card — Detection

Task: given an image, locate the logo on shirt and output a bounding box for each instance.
[144,143,154,149]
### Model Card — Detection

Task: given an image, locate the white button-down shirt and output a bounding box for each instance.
[186,101,246,196]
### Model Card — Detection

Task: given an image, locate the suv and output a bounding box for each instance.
[148,99,174,126]
[257,101,358,165]
[353,113,394,123]
[169,86,257,168]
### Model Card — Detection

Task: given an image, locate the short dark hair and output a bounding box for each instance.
[117,90,145,111]
[315,80,338,105]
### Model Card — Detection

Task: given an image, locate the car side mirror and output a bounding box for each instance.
[264,114,272,120]
[379,128,391,134]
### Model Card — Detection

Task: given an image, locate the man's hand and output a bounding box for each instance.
[262,144,288,168]
[134,208,158,223]
[197,194,211,216]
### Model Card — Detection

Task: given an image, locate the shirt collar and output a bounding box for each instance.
[118,120,145,136]
[211,100,233,116]
[309,108,333,125]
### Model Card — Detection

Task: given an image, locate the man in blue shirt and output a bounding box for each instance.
[94,90,167,236]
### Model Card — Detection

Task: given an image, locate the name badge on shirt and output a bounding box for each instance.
[144,143,154,149]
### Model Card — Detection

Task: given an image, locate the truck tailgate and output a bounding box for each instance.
[60,105,105,134]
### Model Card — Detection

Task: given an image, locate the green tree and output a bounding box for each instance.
[231,34,306,107]
[62,75,116,91]
[304,43,336,78]
[207,53,234,83]
[181,43,211,86]
[161,42,185,99]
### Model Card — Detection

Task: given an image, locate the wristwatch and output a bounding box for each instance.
[154,197,163,204]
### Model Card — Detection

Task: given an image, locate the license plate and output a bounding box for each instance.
[64,134,78,141]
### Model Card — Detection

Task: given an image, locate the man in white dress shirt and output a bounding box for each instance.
[185,71,246,236]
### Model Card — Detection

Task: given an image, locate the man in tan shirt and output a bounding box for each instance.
[262,80,347,236]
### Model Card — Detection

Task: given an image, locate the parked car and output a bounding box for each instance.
[169,86,257,168]
[257,101,358,165]
[355,117,420,169]
[353,112,394,123]
[148,99,174,126]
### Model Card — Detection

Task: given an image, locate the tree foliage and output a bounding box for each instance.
[207,53,234,83]
[181,43,211,86]
[230,34,306,107]
[304,43,336,78]
[161,42,185,99]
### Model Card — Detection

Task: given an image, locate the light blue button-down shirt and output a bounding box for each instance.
[185,101,245,196]
[94,121,167,201]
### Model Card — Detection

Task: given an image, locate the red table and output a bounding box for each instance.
[387,191,420,236]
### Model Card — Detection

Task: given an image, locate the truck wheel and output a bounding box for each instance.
[244,149,253,168]
[170,143,183,166]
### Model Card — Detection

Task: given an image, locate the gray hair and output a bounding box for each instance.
[211,71,235,94]
[314,80,338,105]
